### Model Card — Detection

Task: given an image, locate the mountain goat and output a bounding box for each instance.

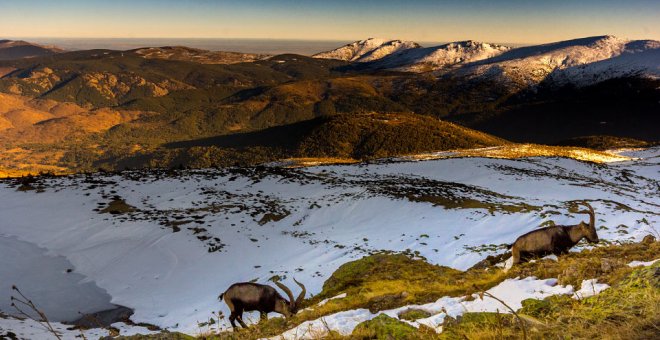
[510,202,598,266]
[219,279,306,329]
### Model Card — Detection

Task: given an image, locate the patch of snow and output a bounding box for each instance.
[628,258,659,268]
[543,254,559,261]
[502,256,514,271]
[529,254,559,264]
[572,279,610,299]
[317,293,347,306]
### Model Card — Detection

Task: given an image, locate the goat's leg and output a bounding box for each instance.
[228,312,238,330]
[236,310,248,328]
[260,311,268,321]
[511,246,521,266]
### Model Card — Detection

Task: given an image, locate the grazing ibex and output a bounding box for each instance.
[218,279,306,329]
[510,202,598,266]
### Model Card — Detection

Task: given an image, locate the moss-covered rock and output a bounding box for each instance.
[352,314,418,340]
[519,296,571,319]
[320,253,462,298]
[440,312,517,339]
[398,308,432,321]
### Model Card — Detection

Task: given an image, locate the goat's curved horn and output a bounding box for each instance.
[293,278,306,308]
[273,280,295,305]
[577,202,595,228]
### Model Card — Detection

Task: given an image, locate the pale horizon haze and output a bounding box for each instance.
[1,0,659,45]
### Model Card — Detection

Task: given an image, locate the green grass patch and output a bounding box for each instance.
[351,314,419,339]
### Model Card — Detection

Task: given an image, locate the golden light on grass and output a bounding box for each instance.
[405,144,633,163]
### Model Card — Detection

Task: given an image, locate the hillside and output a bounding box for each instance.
[98,112,506,170]
[164,112,508,155]
[0,92,149,175]
[0,39,62,60]
[294,113,506,159]
[0,146,657,337]
[132,46,271,64]
[0,50,347,107]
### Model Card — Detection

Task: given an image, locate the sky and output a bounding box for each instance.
[1,0,659,44]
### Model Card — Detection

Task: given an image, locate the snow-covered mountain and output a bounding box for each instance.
[366,40,511,72]
[312,38,420,62]
[318,35,660,88]
[0,147,658,335]
[456,35,660,87]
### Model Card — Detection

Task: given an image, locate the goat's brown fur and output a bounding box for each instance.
[511,202,598,265]
[219,279,306,329]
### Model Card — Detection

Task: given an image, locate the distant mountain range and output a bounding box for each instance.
[315,35,660,87]
[0,35,657,175]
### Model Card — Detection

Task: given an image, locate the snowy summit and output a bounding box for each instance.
[312,38,420,62]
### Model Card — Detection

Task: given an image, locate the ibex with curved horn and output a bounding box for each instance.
[510,202,599,266]
[218,278,306,329]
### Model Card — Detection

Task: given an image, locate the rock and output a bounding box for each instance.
[68,305,134,328]
[468,252,511,271]
[352,314,418,340]
[600,258,623,273]
[398,308,432,321]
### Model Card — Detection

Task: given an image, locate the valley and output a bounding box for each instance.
[0,35,657,177]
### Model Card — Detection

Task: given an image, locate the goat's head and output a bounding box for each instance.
[273,278,307,317]
[579,221,599,244]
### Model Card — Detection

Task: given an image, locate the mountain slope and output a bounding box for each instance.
[0,39,62,60]
[456,35,660,87]
[0,50,347,107]
[313,38,420,62]
[132,46,271,64]
[361,41,510,72]
[0,147,657,333]
[106,112,508,169]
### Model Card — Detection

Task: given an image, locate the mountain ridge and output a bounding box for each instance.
[313,38,420,62]
[0,39,62,60]
[316,35,660,87]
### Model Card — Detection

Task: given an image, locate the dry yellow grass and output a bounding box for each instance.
[0,93,149,144]
[276,157,360,168]
[0,93,151,176]
[406,144,632,163]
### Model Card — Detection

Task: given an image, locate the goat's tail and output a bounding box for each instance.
[218,293,225,301]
